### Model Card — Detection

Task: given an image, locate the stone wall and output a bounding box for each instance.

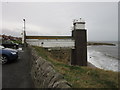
[30,47,71,88]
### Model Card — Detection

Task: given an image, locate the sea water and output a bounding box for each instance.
[27,39,119,72]
[88,43,119,72]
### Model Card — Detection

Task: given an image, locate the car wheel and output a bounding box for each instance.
[1,55,8,64]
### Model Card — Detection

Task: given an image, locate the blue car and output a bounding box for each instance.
[0,45,18,64]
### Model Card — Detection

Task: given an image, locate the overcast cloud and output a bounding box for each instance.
[2,2,118,41]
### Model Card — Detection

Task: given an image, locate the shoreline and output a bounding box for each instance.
[87,62,97,68]
[87,42,116,46]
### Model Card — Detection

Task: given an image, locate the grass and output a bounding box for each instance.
[12,40,22,44]
[33,46,119,88]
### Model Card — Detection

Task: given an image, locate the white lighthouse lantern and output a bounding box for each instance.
[73,18,85,30]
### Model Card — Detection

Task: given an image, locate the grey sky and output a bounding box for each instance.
[2,2,118,41]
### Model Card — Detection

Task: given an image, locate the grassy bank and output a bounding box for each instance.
[33,46,119,88]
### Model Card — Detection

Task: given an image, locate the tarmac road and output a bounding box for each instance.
[2,47,34,88]
[0,64,2,89]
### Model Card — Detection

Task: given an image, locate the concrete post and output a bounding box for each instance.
[23,30,27,47]
[22,19,27,47]
[71,19,87,66]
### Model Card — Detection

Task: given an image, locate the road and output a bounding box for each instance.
[0,64,1,89]
[2,47,34,88]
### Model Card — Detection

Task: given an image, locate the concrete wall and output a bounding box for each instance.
[72,30,87,66]
[26,39,75,48]
[30,47,71,88]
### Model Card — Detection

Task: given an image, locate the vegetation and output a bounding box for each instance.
[11,40,22,44]
[2,39,22,45]
[33,46,119,88]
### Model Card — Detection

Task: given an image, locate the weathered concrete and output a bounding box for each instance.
[72,29,87,66]
[30,46,71,88]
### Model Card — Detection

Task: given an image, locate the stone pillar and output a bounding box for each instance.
[71,18,87,66]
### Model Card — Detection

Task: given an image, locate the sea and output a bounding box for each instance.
[87,41,119,72]
[27,39,119,72]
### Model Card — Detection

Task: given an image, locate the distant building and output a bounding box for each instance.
[1,34,21,41]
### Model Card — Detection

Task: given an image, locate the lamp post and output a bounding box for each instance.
[22,19,26,47]
[23,19,25,31]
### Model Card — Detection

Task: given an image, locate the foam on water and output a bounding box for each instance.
[88,49,119,72]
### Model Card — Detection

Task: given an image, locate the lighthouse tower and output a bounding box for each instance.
[71,18,87,66]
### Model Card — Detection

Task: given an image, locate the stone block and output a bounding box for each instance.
[48,73,63,88]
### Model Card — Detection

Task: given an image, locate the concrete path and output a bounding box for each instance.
[2,47,34,88]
